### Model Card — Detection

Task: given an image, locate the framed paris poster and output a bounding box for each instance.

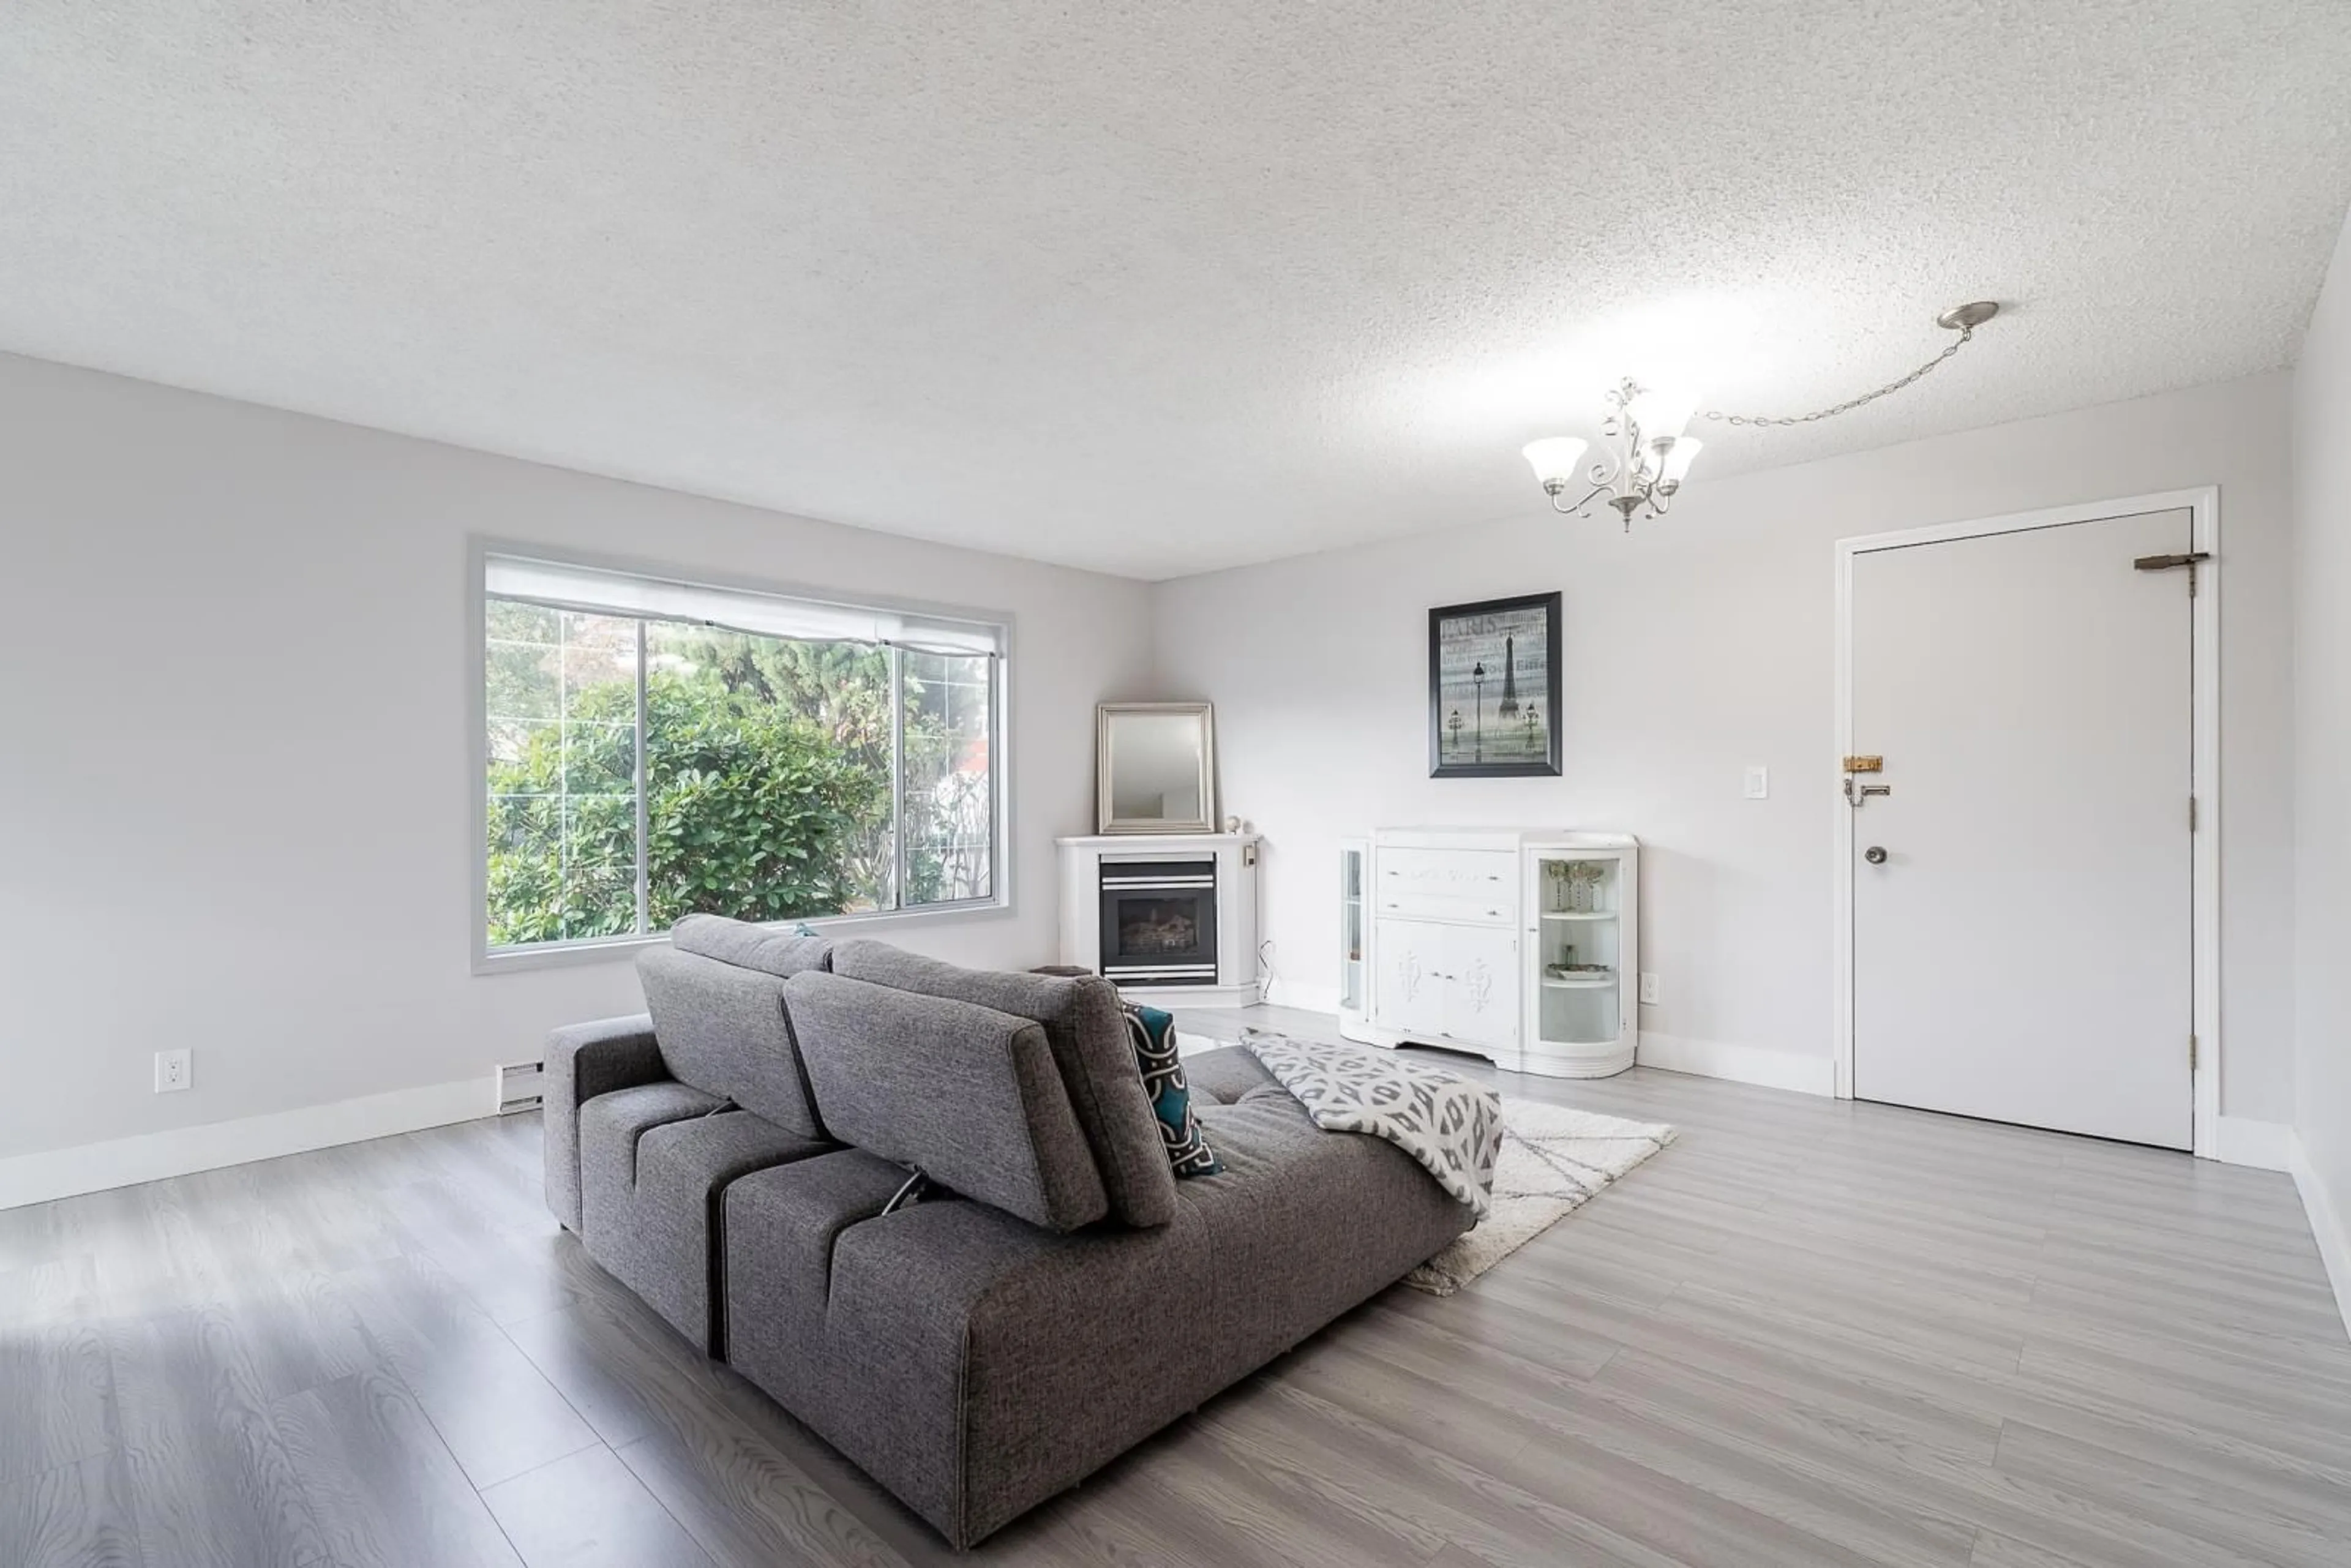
[1427,591,1562,778]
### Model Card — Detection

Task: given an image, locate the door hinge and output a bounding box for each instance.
[2189,1034,2199,1073]
[2134,550,2212,596]
[2189,794,2199,833]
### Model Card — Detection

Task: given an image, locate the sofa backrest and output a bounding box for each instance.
[636,917,833,1138]
[672,914,834,979]
[784,972,1110,1232]
[830,940,1177,1228]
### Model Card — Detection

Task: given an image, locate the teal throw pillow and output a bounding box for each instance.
[1122,1003,1220,1177]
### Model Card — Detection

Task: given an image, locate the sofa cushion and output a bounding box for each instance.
[831,940,1178,1228]
[784,971,1109,1232]
[578,1080,729,1186]
[722,1149,913,1330]
[721,1165,1217,1548]
[1183,1087,1474,1384]
[1179,1041,1284,1105]
[1122,1003,1218,1176]
[637,944,825,1138]
[580,1094,828,1353]
[671,913,833,978]
[575,1080,724,1334]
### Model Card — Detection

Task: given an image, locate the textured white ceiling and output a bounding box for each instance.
[6,3,2349,579]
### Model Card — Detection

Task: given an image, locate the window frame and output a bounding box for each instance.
[468,539,1014,973]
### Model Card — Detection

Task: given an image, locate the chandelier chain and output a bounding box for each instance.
[1700,324,1975,428]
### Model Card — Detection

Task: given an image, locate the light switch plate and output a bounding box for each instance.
[1743,765,1769,800]
[1638,972,1660,1007]
[154,1048,192,1093]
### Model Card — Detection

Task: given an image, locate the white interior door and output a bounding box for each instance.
[1849,508,2195,1149]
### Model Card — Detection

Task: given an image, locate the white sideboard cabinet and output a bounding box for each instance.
[1338,827,1639,1078]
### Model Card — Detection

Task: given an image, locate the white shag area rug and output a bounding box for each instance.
[1406,1098,1676,1296]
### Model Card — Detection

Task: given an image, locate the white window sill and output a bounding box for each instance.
[471,896,1015,976]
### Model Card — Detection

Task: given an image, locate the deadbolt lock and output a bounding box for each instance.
[1842,755,1884,773]
[1865,846,1888,865]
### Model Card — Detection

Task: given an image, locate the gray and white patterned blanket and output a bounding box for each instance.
[1241,1029,1504,1217]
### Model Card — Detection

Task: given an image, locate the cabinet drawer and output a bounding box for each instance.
[1376,890,1515,924]
[1376,848,1517,923]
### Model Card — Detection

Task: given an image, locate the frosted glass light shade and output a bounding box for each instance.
[1627,387,1697,443]
[1522,436,1589,488]
[1659,435,1704,486]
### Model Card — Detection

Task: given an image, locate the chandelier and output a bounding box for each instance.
[1522,301,2000,528]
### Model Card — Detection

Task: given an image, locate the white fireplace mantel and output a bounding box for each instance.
[1056,833,1261,1008]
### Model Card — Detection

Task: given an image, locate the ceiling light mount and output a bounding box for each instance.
[1524,300,2003,529]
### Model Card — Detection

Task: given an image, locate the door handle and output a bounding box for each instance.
[1865,846,1888,865]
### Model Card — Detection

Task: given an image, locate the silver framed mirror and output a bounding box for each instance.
[1096,702,1217,835]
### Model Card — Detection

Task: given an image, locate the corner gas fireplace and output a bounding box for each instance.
[1097,858,1219,986]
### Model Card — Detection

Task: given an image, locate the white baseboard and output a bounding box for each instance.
[2213,1116,2297,1172]
[1635,1032,1835,1097]
[2289,1131,2351,1345]
[0,1077,493,1211]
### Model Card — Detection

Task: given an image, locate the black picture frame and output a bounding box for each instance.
[1428,591,1562,778]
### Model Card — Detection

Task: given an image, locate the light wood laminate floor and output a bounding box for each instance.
[3,1006,2346,1567]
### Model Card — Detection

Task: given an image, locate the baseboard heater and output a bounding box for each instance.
[496,1060,546,1115]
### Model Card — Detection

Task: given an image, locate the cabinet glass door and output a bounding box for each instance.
[1338,842,1367,1013]
[1532,854,1622,1047]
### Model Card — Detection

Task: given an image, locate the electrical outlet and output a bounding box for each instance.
[1743,765,1769,800]
[1638,972,1660,1007]
[154,1048,192,1093]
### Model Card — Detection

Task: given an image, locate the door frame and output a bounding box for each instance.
[1830,486,2221,1158]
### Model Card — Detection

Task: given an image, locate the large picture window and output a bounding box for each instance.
[481,555,1002,953]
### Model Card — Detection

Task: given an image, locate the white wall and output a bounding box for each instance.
[0,353,1155,1164]
[0,346,2311,1188]
[1156,373,2298,1123]
[2293,209,2351,1285]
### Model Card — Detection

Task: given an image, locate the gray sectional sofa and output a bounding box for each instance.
[543,915,1474,1548]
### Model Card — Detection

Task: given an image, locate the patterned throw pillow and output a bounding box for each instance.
[1122,1003,1220,1177]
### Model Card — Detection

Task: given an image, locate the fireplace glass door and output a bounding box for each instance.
[1098,860,1218,985]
